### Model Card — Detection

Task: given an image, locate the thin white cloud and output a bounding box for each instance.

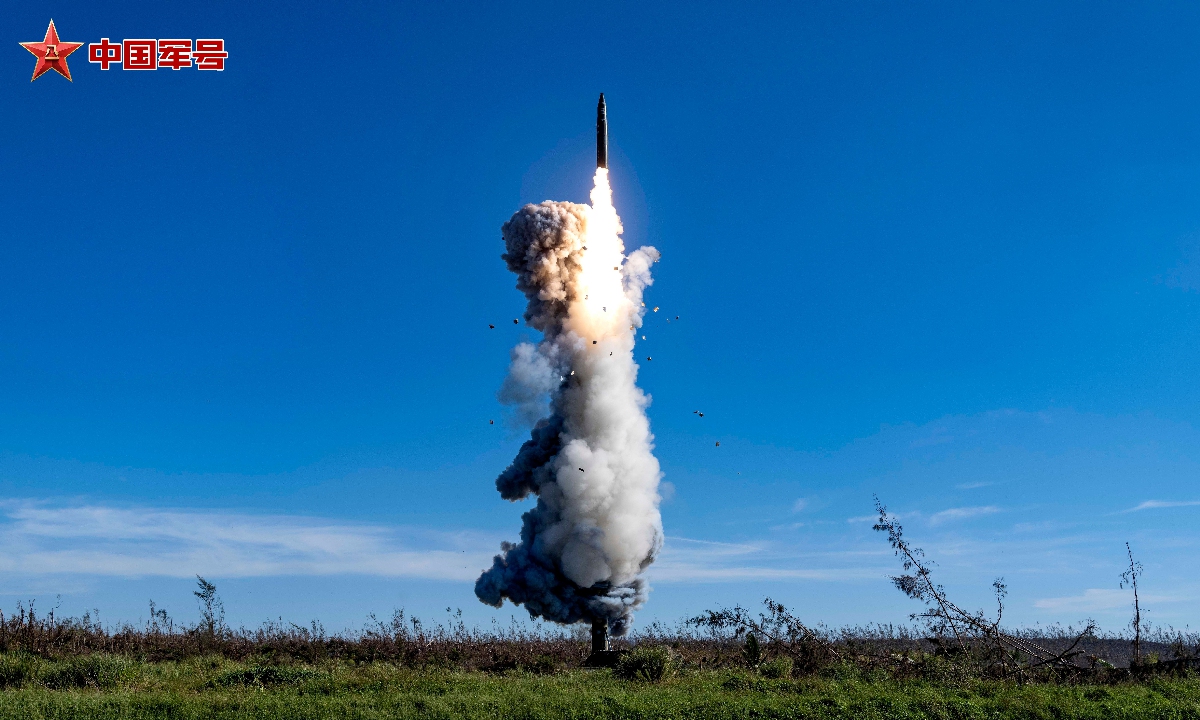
[0,501,495,581]
[955,482,992,490]
[1034,588,1183,612]
[792,498,808,513]
[649,536,885,583]
[649,564,880,582]
[929,506,1000,525]
[1123,500,1200,513]
[661,536,759,557]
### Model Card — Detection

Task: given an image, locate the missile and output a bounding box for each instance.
[596,93,608,169]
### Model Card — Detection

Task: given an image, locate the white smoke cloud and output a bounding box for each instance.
[476,169,664,635]
[497,342,558,426]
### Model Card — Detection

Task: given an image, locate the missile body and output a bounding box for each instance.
[596,94,608,169]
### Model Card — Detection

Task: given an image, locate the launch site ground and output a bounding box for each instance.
[0,658,1194,720]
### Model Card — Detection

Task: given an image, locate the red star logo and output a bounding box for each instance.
[20,20,83,82]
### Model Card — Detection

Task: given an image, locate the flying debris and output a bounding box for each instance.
[653,307,659,312]
[715,441,720,447]
[513,319,519,324]
[593,340,597,344]
[596,93,608,169]
[489,324,495,329]
[490,420,495,424]
[646,356,652,361]
[578,467,585,472]
[699,412,704,417]
[675,316,679,320]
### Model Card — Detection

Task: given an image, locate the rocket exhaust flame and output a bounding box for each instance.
[476,108,663,636]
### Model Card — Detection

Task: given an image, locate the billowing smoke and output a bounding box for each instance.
[475,169,663,636]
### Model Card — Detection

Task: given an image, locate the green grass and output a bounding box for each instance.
[0,654,1194,719]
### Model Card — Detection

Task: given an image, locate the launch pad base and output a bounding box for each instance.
[583,650,623,668]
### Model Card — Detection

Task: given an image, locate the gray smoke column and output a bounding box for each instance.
[475,168,663,636]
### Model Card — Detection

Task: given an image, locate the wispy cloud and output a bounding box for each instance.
[929,506,1000,525]
[0,501,495,581]
[661,536,760,557]
[1034,588,1183,612]
[955,482,992,490]
[1122,500,1200,513]
[649,564,879,582]
[649,536,885,583]
[792,498,808,513]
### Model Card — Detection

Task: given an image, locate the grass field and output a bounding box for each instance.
[0,654,1195,719]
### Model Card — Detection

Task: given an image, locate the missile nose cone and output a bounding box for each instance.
[596,93,608,169]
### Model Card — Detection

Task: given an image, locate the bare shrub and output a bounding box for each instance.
[872,496,1098,681]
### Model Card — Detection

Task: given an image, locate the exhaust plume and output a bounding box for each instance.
[475,168,663,636]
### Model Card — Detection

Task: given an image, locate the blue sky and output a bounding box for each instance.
[2,0,1199,633]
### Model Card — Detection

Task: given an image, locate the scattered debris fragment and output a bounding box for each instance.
[490,420,494,424]
[699,412,704,417]
[513,319,519,324]
[675,316,679,320]
[641,335,646,340]
[653,307,659,312]
[592,340,597,344]
[715,441,720,447]
[578,467,585,472]
[646,356,652,361]
[489,324,495,329]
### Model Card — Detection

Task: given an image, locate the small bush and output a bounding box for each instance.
[39,655,132,689]
[742,633,761,668]
[212,665,319,688]
[616,645,675,682]
[0,654,38,688]
[525,654,559,675]
[759,656,793,679]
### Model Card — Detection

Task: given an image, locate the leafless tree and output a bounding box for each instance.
[1120,542,1143,666]
[873,496,1096,680]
